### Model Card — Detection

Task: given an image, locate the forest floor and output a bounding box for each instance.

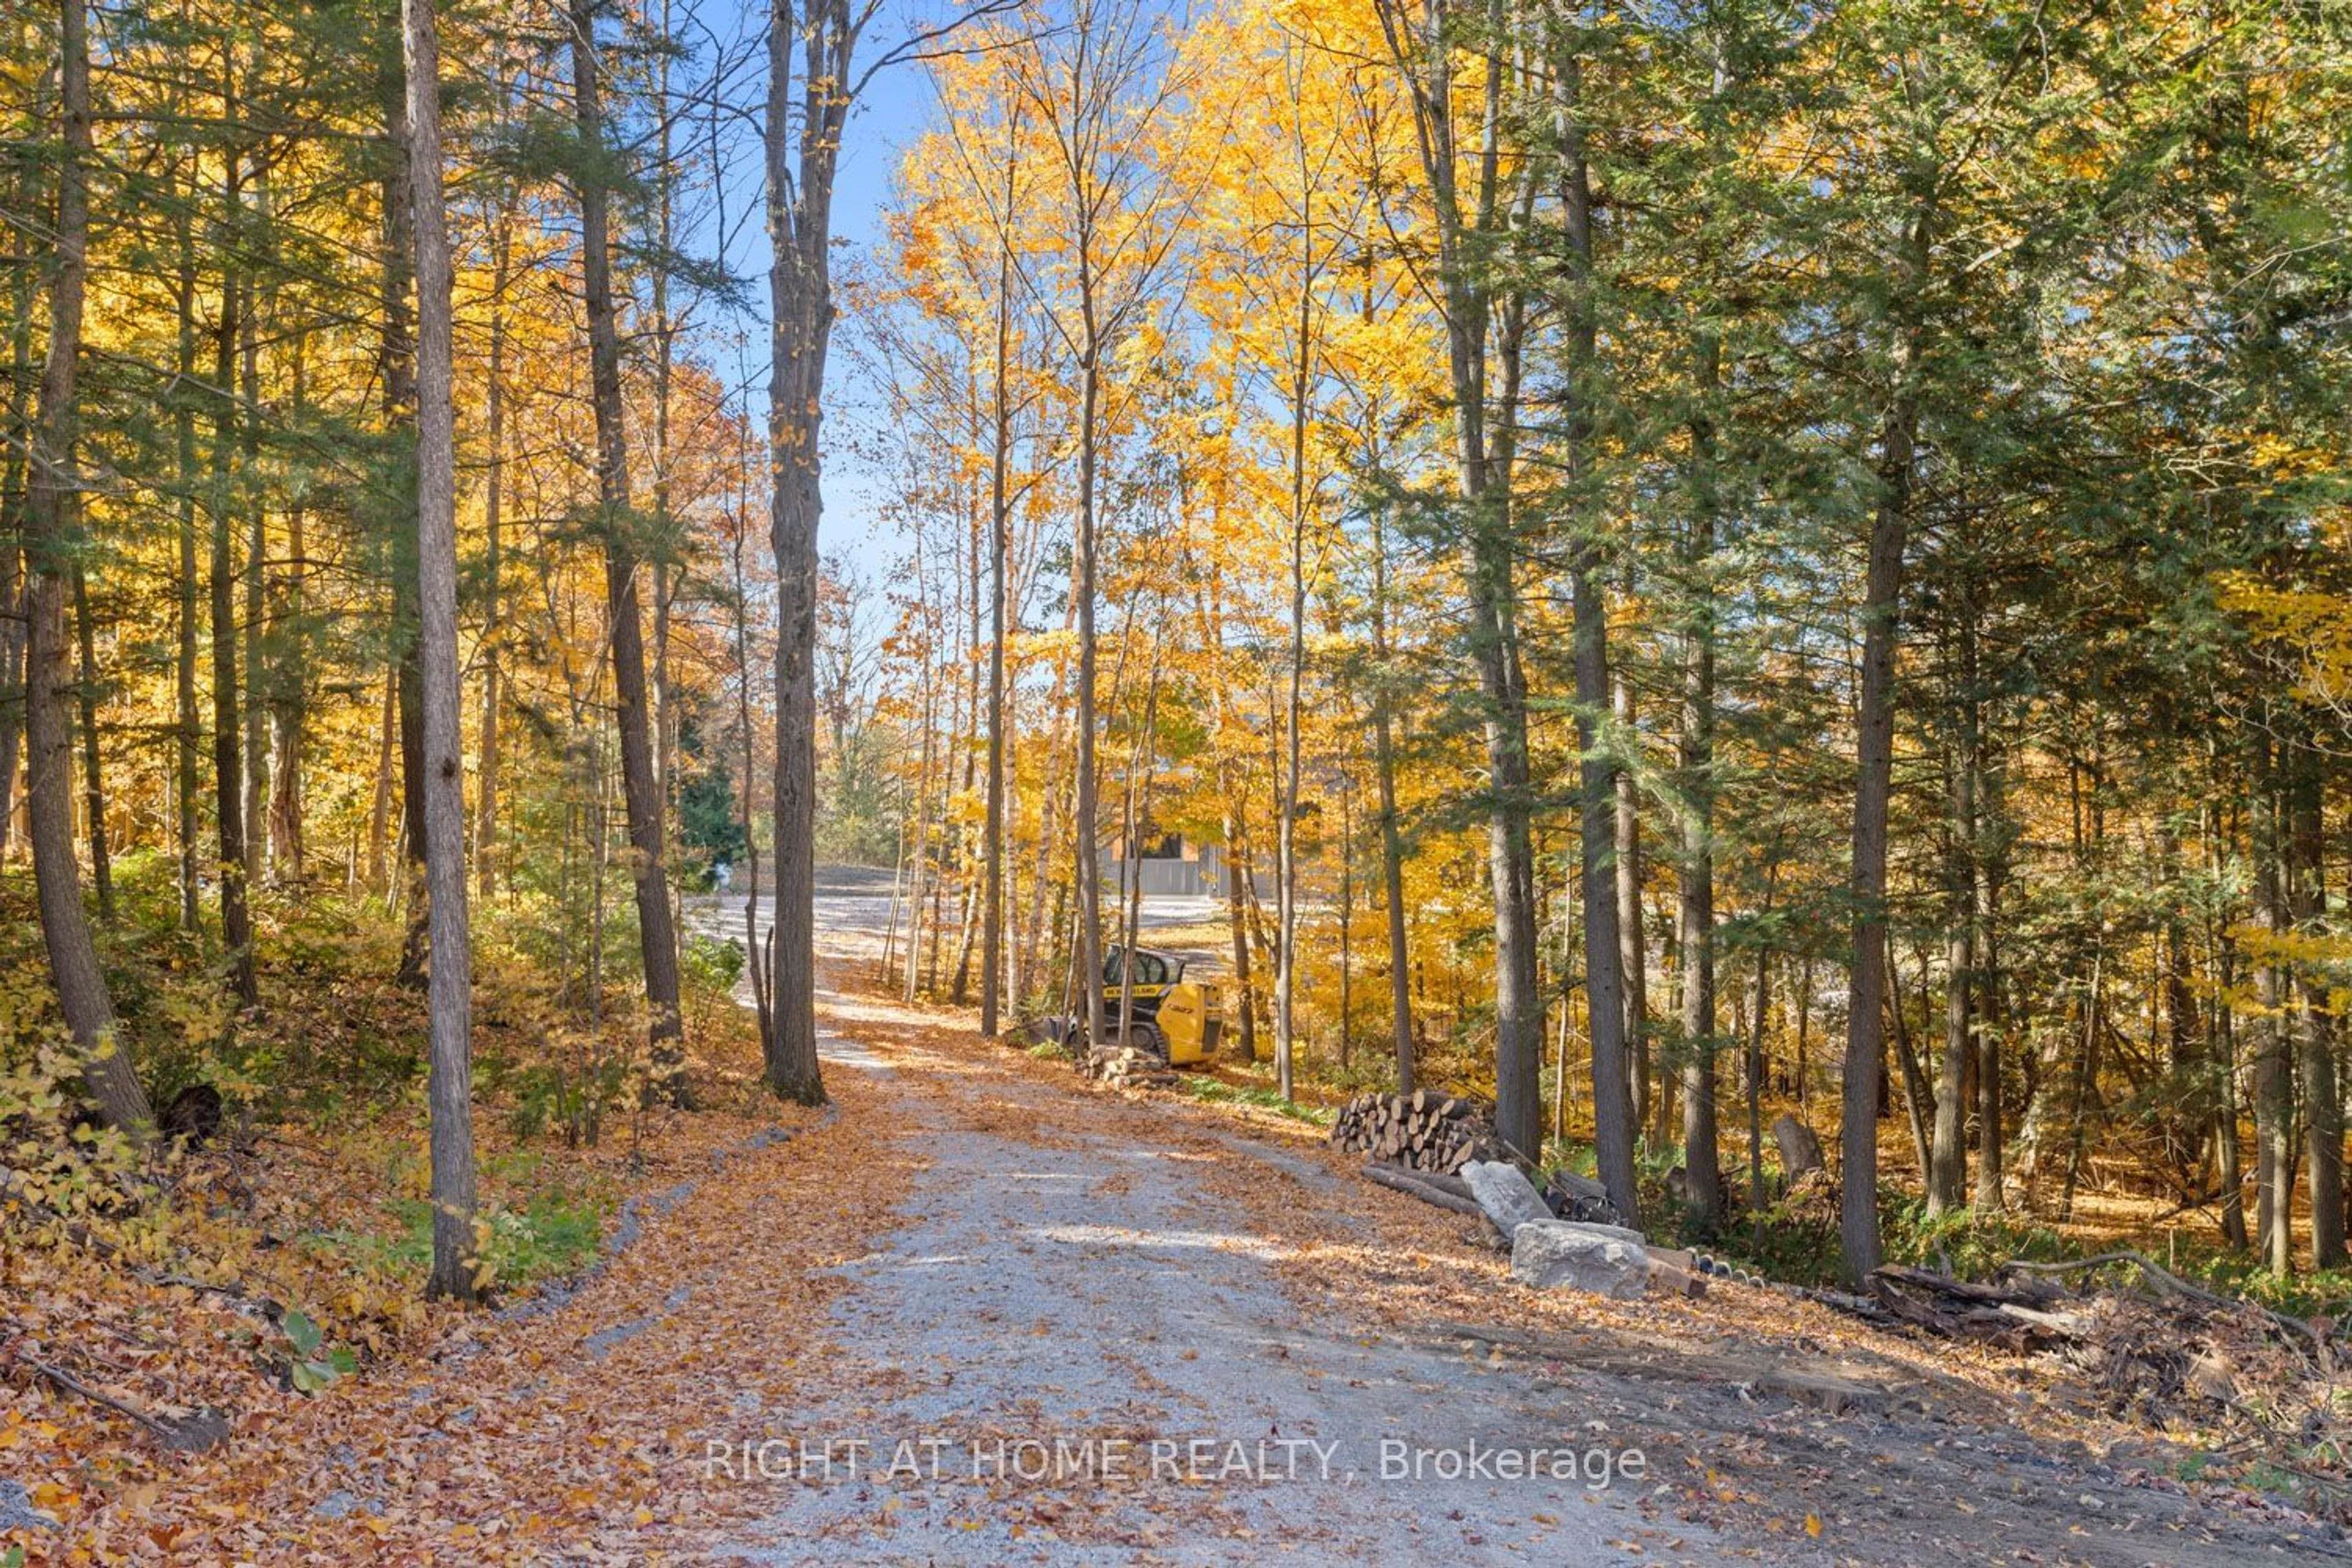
[6,871,2345,1562]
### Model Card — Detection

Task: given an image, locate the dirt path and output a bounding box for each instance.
[680,875,2344,1566]
[709,1033,1700,1565]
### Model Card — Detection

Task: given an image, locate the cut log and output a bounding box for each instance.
[1081,1046,1177,1091]
[1362,1161,1487,1219]
[1331,1090,1511,1177]
[1868,1264,2080,1348]
[1773,1113,1825,1180]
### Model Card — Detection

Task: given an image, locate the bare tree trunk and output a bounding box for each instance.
[1617,669,1651,1142]
[173,217,200,927]
[1676,331,1721,1226]
[2290,734,2342,1267]
[1275,290,1311,1099]
[761,0,852,1106]
[211,53,257,1007]
[1841,341,1923,1284]
[1928,597,1981,1215]
[570,0,687,1103]
[240,222,268,890]
[2250,733,2292,1273]
[1368,500,1414,1091]
[0,253,33,865]
[404,0,478,1298]
[268,473,307,883]
[368,669,397,892]
[70,565,111,922]
[1974,718,2005,1212]
[1071,339,1106,1045]
[980,148,1015,1036]
[25,0,153,1140]
[381,56,431,988]
[1558,65,1633,1210]
[475,192,510,902]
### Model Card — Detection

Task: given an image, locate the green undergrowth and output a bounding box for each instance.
[1184,1074,1333,1125]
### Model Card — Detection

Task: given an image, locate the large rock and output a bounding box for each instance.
[1510,1220,1653,1300]
[1462,1160,1553,1235]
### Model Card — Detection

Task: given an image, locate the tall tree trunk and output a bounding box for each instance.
[368,668,397,892]
[1275,267,1314,1100]
[173,213,201,929]
[1676,334,1721,1228]
[761,0,850,1104]
[1558,61,1634,1209]
[381,50,429,987]
[1369,499,1414,1091]
[211,56,257,1007]
[979,129,1017,1038]
[475,199,510,901]
[1841,305,1925,1283]
[1928,611,1978,1217]
[1070,323,1107,1044]
[70,565,111,922]
[1974,724,2005,1211]
[1616,669,1653,1142]
[2290,735,2343,1268]
[404,0,478,1300]
[1382,0,1552,1171]
[570,0,687,1104]
[25,0,153,1140]
[240,219,268,889]
[268,413,307,886]
[2250,732,2293,1273]
[0,244,38,863]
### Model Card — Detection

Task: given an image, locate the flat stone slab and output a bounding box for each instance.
[1463,1159,1553,1234]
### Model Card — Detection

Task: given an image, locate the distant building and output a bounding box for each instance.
[1101,829,1248,897]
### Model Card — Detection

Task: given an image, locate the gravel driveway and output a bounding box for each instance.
[714,1044,1707,1565]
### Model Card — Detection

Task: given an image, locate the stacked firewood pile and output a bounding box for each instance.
[1080,1046,1178,1091]
[1330,1090,1513,1174]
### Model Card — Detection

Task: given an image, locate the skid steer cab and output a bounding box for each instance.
[1102,944,1223,1066]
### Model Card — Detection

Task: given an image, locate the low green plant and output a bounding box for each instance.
[279,1308,357,1392]
[1184,1076,1333,1125]
[307,1190,605,1294]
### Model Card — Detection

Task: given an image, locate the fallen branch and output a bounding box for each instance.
[1415,1317,1986,1419]
[13,1353,228,1452]
[1362,1162,1486,1219]
[1999,1251,2323,1357]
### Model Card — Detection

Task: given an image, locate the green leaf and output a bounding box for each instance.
[282,1308,321,1357]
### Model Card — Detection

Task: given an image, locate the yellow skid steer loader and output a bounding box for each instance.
[1100,944,1223,1065]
